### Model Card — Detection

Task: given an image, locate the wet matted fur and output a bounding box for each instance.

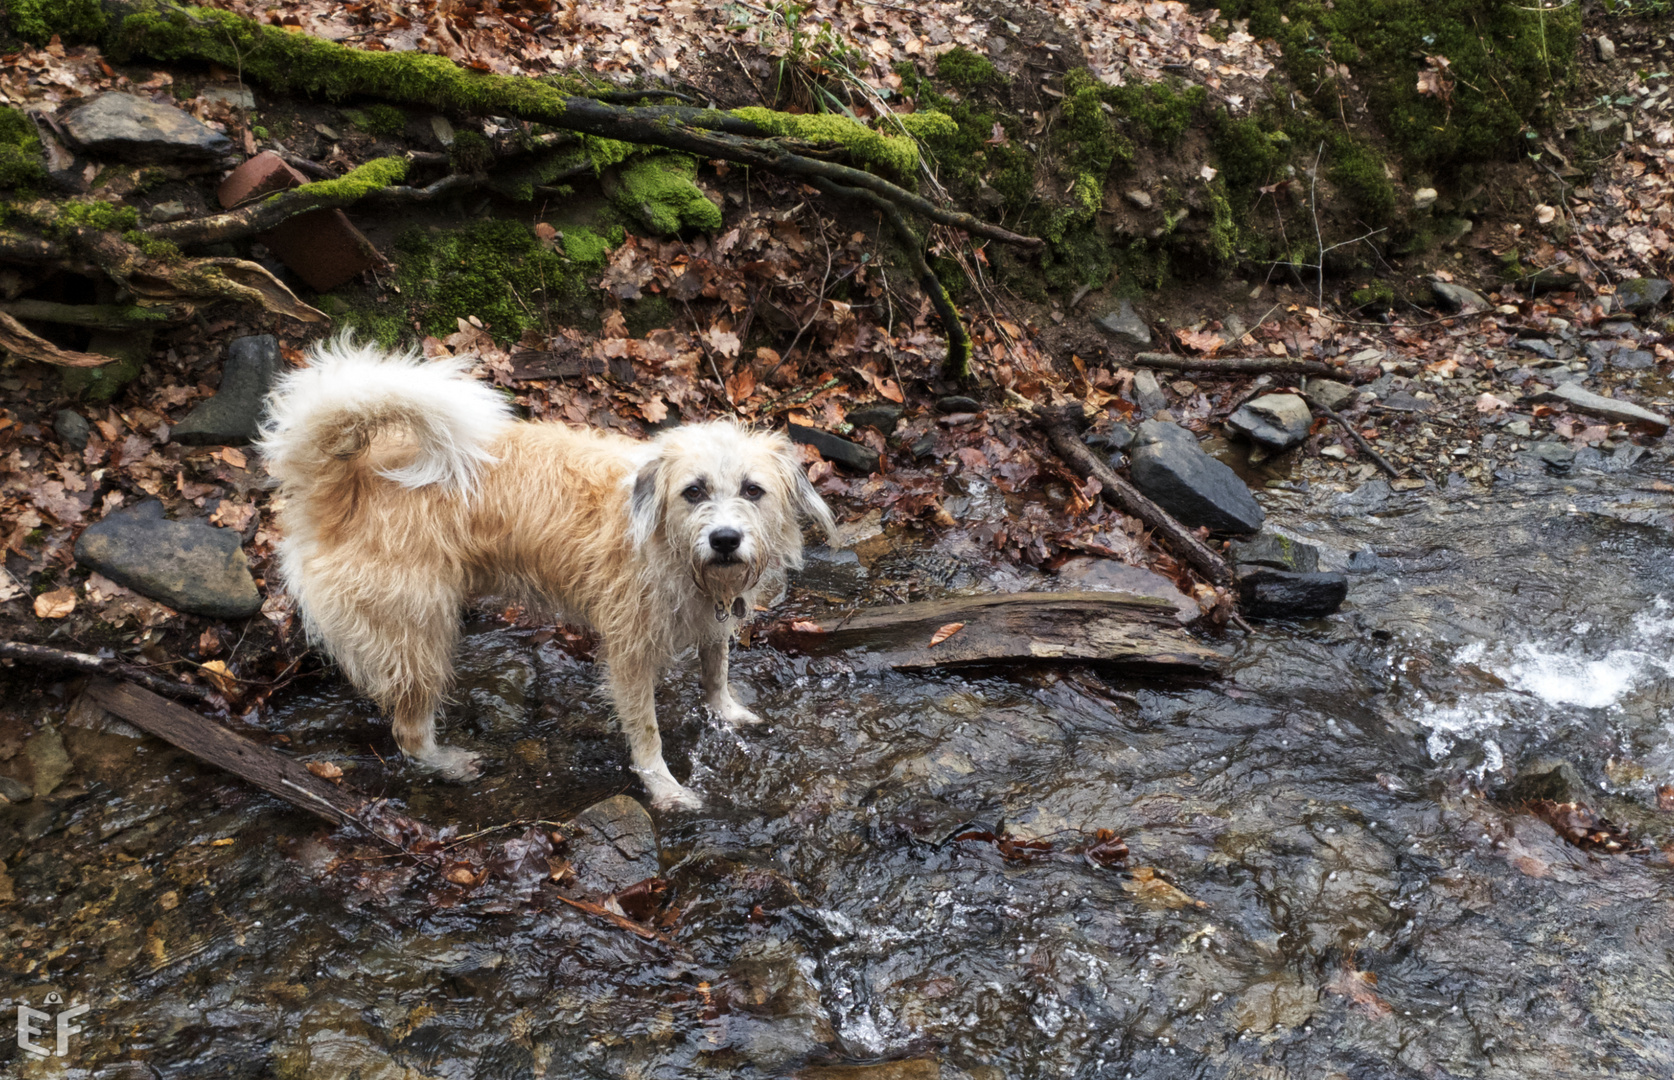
[258,336,835,809]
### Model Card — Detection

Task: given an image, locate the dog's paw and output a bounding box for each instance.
[707,697,763,727]
[413,745,482,783]
[648,782,705,812]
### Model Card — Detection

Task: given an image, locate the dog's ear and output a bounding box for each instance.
[629,455,663,548]
[777,448,837,543]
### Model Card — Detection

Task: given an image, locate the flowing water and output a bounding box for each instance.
[7,450,1674,1079]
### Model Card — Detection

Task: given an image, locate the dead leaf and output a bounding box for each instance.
[928,621,965,647]
[199,660,240,696]
[1122,866,1205,909]
[1175,328,1223,355]
[789,619,825,633]
[33,587,75,619]
[307,760,344,782]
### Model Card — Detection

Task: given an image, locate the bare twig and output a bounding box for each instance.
[0,640,221,705]
[1303,391,1403,478]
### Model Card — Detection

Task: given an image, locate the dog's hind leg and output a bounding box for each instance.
[700,636,761,726]
[606,647,703,811]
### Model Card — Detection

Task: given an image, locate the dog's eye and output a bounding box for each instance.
[682,483,706,503]
[742,481,764,501]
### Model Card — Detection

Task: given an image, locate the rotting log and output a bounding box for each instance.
[766,592,1225,674]
[0,298,171,330]
[1132,352,1373,382]
[1037,404,1234,587]
[83,679,370,825]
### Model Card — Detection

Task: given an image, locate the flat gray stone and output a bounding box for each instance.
[1431,280,1488,314]
[1094,298,1152,347]
[60,93,235,165]
[565,794,660,896]
[1132,368,1167,415]
[1227,393,1311,450]
[1616,276,1671,313]
[1511,338,1558,360]
[1532,441,1576,470]
[1612,348,1657,370]
[73,499,261,618]
[171,335,281,445]
[1304,379,1357,413]
[1128,420,1264,534]
[846,403,903,432]
[1230,533,1320,574]
[787,422,880,473]
[1534,382,1670,434]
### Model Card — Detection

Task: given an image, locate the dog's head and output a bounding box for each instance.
[629,421,835,600]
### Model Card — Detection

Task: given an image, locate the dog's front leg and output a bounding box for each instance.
[700,636,761,726]
[608,652,703,811]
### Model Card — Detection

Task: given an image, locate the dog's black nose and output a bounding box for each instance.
[709,528,743,555]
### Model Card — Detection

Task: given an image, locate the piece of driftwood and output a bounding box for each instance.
[83,679,368,825]
[0,640,220,705]
[1037,404,1233,587]
[767,592,1225,673]
[1132,352,1370,381]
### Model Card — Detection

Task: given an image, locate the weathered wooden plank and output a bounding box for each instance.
[767,591,1225,673]
[84,679,368,824]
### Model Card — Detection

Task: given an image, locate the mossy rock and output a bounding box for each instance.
[7,0,104,46]
[383,218,591,342]
[61,331,151,402]
[606,152,720,236]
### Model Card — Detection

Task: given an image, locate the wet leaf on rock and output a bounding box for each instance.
[1528,799,1644,854]
[927,621,964,647]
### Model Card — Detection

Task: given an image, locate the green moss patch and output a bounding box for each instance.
[387,219,590,342]
[7,0,105,46]
[934,47,1001,93]
[731,107,920,178]
[610,152,720,235]
[0,106,44,189]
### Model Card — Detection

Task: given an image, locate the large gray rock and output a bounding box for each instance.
[1131,369,1167,415]
[1616,276,1671,314]
[73,500,261,618]
[171,335,281,446]
[1230,533,1320,574]
[564,794,660,896]
[60,93,235,165]
[1236,568,1348,619]
[1128,420,1264,534]
[1431,280,1488,314]
[1227,393,1311,450]
[1095,298,1152,347]
[1534,382,1670,434]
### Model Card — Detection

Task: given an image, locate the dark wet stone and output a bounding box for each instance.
[787,422,880,473]
[1236,568,1348,619]
[1380,391,1435,414]
[1230,533,1321,574]
[60,93,235,165]
[451,630,535,735]
[53,409,90,450]
[791,546,867,596]
[1431,281,1488,313]
[1227,393,1311,450]
[1532,441,1575,470]
[73,499,262,619]
[1304,379,1357,412]
[1094,298,1152,347]
[1128,420,1264,534]
[565,794,660,895]
[847,403,904,432]
[935,395,983,414]
[1511,338,1558,360]
[171,335,281,446]
[1502,757,1587,804]
[0,775,32,802]
[910,435,935,460]
[1616,276,1671,313]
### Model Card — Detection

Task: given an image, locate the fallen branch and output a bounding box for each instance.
[1037,404,1233,587]
[553,894,676,944]
[0,312,123,367]
[811,176,972,379]
[0,299,172,330]
[1302,390,1403,478]
[1133,352,1366,381]
[0,640,221,705]
[82,679,370,823]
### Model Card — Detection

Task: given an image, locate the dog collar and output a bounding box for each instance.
[714,596,747,622]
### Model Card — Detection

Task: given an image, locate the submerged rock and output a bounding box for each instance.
[1227,393,1311,450]
[565,794,660,895]
[1128,420,1264,534]
[73,499,261,618]
[1502,757,1587,804]
[1236,568,1348,619]
[171,334,281,446]
[60,93,235,164]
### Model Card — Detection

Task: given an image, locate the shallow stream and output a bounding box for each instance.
[7,450,1674,1078]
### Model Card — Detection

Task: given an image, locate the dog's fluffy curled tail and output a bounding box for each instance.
[258,335,513,496]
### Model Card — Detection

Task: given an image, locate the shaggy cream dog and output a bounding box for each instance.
[258,336,834,809]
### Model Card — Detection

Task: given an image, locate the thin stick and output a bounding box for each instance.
[0,640,220,705]
[1131,352,1367,381]
[1303,391,1403,478]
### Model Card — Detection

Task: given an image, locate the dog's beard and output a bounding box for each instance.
[692,556,755,602]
